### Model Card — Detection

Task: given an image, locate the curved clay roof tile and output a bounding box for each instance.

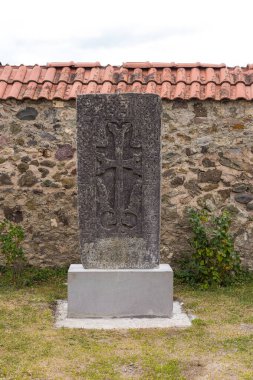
[0,62,253,100]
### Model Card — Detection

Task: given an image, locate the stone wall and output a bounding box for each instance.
[161,100,253,270]
[0,99,253,269]
[0,99,79,267]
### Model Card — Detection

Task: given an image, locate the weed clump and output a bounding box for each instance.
[0,219,26,283]
[178,208,242,288]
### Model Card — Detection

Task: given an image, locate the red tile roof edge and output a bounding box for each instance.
[122,62,227,69]
[47,61,101,67]
[1,62,253,101]
[5,62,252,69]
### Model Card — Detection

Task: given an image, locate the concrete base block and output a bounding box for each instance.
[56,301,191,329]
[68,264,173,318]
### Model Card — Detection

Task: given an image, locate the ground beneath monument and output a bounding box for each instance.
[0,269,252,379]
[55,300,192,329]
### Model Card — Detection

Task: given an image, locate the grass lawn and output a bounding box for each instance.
[0,269,252,380]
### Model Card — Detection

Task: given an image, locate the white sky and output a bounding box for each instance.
[1,0,253,67]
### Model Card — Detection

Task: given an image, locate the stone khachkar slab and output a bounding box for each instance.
[67,93,173,319]
[77,93,162,269]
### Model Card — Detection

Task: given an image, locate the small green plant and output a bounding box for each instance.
[178,208,241,288]
[0,219,26,283]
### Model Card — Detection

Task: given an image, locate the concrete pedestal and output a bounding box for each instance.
[68,264,173,318]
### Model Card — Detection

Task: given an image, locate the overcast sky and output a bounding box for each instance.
[1,0,253,67]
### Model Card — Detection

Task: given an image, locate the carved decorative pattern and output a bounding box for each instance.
[96,122,142,234]
[77,94,161,269]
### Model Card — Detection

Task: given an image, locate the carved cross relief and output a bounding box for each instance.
[96,122,142,233]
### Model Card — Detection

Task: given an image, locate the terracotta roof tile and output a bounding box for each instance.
[1,62,253,100]
[47,61,101,68]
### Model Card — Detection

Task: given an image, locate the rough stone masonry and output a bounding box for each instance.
[77,94,161,269]
[0,99,253,270]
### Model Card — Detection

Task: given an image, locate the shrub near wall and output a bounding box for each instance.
[0,99,253,269]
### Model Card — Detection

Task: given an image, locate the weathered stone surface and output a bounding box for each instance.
[235,193,253,204]
[40,160,55,168]
[170,176,185,187]
[0,173,12,185]
[202,157,215,167]
[0,135,8,148]
[193,102,207,117]
[77,94,161,269]
[183,180,201,196]
[185,147,197,156]
[10,123,21,134]
[218,188,231,200]
[42,179,58,187]
[16,107,38,120]
[40,131,57,141]
[61,177,75,189]
[38,167,49,178]
[18,170,37,187]
[55,209,69,226]
[205,198,216,211]
[163,169,175,178]
[30,160,39,166]
[27,138,37,146]
[219,155,244,171]
[197,194,217,210]
[55,144,75,161]
[42,149,52,158]
[232,183,249,193]
[201,145,209,153]
[224,204,240,215]
[15,137,25,146]
[17,162,29,173]
[4,205,23,223]
[172,100,188,109]
[199,183,219,192]
[21,156,31,163]
[246,201,253,210]
[198,169,222,183]
[52,172,62,181]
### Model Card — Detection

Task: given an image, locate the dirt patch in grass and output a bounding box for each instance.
[119,363,143,379]
[181,360,205,380]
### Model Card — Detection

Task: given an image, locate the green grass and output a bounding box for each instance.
[0,269,253,379]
